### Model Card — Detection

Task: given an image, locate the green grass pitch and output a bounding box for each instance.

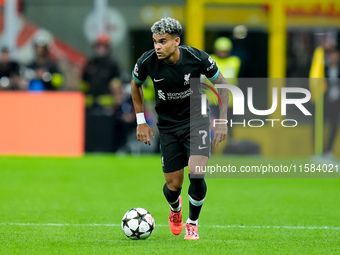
[0,155,339,254]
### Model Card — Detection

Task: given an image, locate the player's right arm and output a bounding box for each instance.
[131,73,154,146]
[131,51,155,145]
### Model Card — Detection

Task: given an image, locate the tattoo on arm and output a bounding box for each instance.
[212,72,227,84]
[211,72,229,119]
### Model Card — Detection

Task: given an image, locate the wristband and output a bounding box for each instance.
[136,112,146,125]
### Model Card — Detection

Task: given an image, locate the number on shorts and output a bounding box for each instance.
[199,130,207,145]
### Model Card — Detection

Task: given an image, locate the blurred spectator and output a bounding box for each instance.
[83,33,128,153]
[82,33,121,114]
[111,82,136,152]
[0,48,21,90]
[324,49,340,156]
[26,35,64,90]
[210,37,241,138]
[287,31,313,77]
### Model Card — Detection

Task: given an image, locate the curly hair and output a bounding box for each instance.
[151,17,182,36]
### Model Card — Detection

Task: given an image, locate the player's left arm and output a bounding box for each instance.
[210,71,229,147]
[199,49,229,147]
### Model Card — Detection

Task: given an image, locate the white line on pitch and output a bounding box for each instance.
[211,225,340,230]
[0,223,339,230]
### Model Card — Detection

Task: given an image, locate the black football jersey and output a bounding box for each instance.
[132,45,219,132]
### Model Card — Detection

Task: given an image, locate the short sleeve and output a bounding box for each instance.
[132,52,151,84]
[200,51,220,81]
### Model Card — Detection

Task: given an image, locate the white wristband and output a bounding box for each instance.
[136,112,146,125]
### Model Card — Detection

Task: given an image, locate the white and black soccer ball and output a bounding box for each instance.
[121,208,155,240]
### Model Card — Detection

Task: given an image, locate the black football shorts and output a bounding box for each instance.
[159,122,211,173]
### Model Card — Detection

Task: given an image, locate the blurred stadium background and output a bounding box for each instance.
[0,0,339,157]
[0,1,339,254]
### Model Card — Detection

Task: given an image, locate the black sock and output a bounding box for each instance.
[163,183,181,211]
[188,175,207,222]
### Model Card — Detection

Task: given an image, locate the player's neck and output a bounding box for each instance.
[164,47,180,64]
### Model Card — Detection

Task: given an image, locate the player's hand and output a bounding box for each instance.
[212,124,228,147]
[136,123,154,146]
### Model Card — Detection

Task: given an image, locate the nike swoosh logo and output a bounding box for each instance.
[154,78,164,82]
[198,146,208,150]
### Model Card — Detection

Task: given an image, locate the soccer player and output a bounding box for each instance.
[131,17,228,240]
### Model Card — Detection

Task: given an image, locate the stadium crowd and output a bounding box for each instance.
[0,28,339,156]
[0,32,137,153]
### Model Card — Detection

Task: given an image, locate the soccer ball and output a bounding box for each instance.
[121,208,155,240]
